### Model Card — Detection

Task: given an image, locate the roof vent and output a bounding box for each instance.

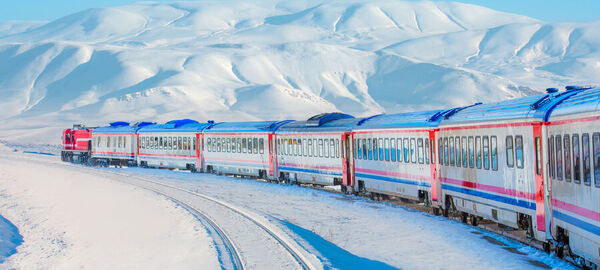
[306,112,354,127]
[546,88,559,93]
[135,122,155,127]
[165,119,199,128]
[208,120,215,124]
[109,121,130,127]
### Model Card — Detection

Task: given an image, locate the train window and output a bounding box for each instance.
[564,135,571,181]
[363,139,368,160]
[515,136,523,169]
[397,138,402,162]
[259,138,265,154]
[232,138,237,153]
[425,138,430,164]
[476,136,482,169]
[403,138,409,162]
[240,138,245,154]
[573,134,581,183]
[556,136,563,180]
[583,133,591,185]
[430,139,435,164]
[253,138,258,154]
[372,139,378,161]
[593,133,600,187]
[506,136,514,167]
[468,136,475,168]
[303,139,308,156]
[323,139,329,158]
[292,139,297,156]
[158,137,163,150]
[483,136,490,170]
[180,137,184,150]
[332,139,337,158]
[491,136,498,171]
[318,139,323,157]
[185,138,190,152]
[449,137,455,166]
[443,137,449,166]
[194,137,197,151]
[237,138,242,153]
[305,139,311,157]
[549,137,555,179]
[118,136,122,148]
[331,139,340,158]
[249,138,255,154]
[417,138,424,164]
[391,138,396,161]
[385,139,390,161]
[166,137,171,150]
[461,137,468,167]
[410,138,417,163]
[438,138,443,164]
[454,137,460,167]
[354,139,359,158]
[378,138,384,160]
[367,139,372,160]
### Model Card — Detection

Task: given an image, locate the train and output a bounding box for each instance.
[61,85,600,269]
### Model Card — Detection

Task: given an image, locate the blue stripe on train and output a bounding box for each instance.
[355,173,431,187]
[553,210,600,236]
[442,184,536,210]
[278,166,343,176]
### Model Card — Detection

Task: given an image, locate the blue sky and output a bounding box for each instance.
[1,0,598,22]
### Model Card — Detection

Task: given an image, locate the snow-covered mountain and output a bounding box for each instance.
[0,0,599,143]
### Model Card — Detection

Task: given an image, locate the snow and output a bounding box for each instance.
[0,145,220,269]
[0,215,22,264]
[0,0,598,144]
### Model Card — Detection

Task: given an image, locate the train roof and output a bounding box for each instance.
[439,87,590,125]
[277,113,363,133]
[93,121,155,134]
[353,109,452,130]
[203,120,294,133]
[137,119,213,133]
[548,87,600,120]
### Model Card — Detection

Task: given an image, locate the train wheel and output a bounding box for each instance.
[555,245,564,259]
[470,215,479,226]
[461,212,468,223]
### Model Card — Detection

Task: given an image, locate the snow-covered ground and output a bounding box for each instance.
[0,144,220,269]
[0,144,577,269]
[1,0,599,144]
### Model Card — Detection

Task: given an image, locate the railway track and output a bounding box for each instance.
[90,167,316,270]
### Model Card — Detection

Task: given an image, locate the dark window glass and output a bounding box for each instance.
[583,133,591,185]
[363,139,368,160]
[556,135,563,180]
[253,138,258,154]
[491,136,498,171]
[379,138,384,160]
[417,138,424,164]
[449,137,455,166]
[260,138,265,154]
[425,138,430,164]
[535,137,542,175]
[391,138,396,162]
[476,136,482,169]
[454,137,460,167]
[468,136,475,168]
[430,139,435,164]
[593,133,600,187]
[410,138,416,163]
[515,136,524,169]
[372,138,378,161]
[483,136,490,170]
[355,139,359,158]
[573,134,581,183]
[506,136,514,167]
[385,138,390,161]
[443,137,449,166]
[367,139,372,160]
[564,135,571,181]
[397,139,402,162]
[438,138,443,164]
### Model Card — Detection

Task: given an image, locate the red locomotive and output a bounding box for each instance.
[61,124,94,163]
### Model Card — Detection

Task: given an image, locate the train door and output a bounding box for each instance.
[195,133,201,171]
[268,133,275,177]
[341,132,355,191]
[429,130,440,205]
[532,123,547,236]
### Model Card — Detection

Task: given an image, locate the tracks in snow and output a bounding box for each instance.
[92,168,316,270]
